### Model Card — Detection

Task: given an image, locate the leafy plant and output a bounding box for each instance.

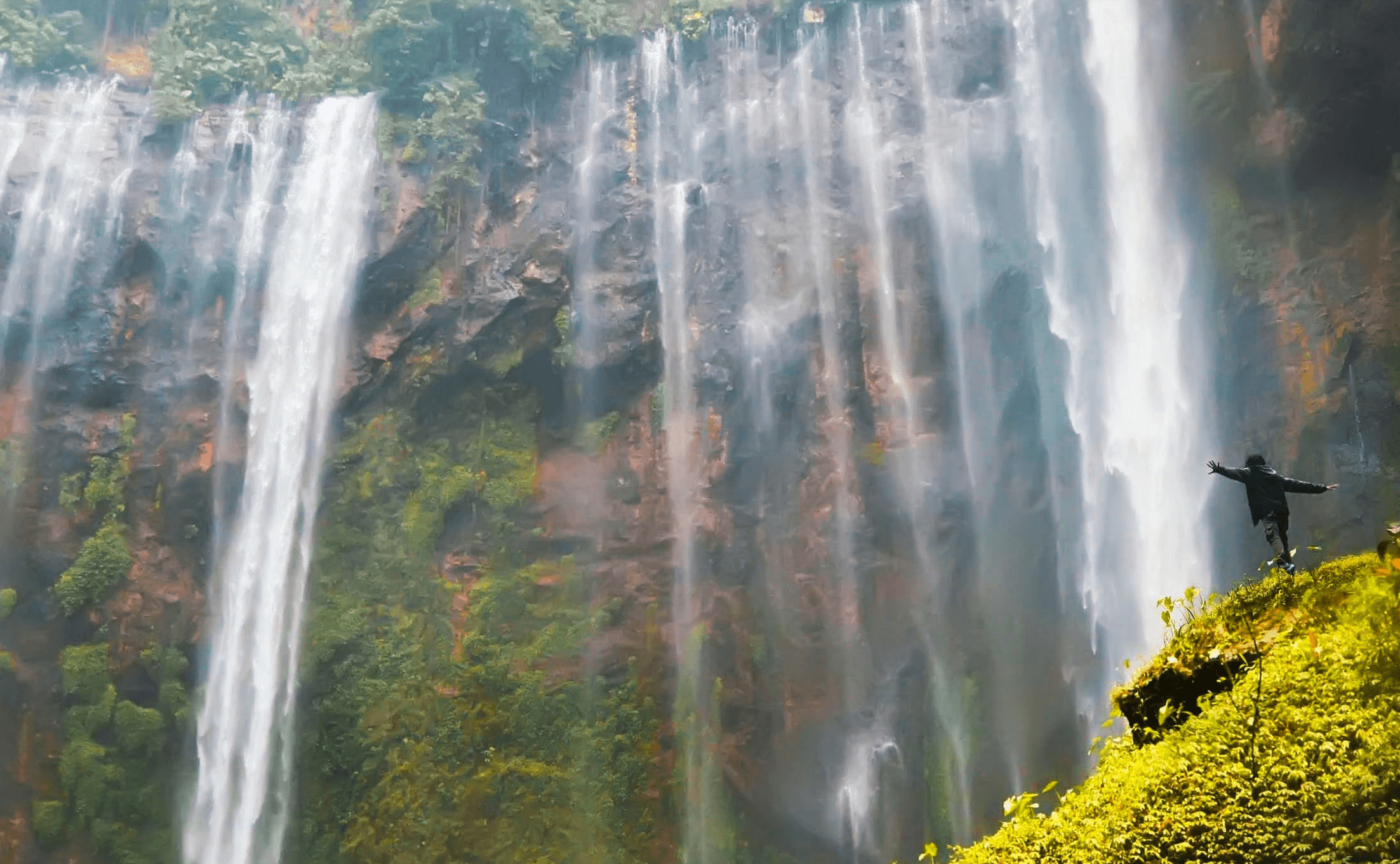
[150,0,308,120]
[0,587,15,619]
[0,0,86,71]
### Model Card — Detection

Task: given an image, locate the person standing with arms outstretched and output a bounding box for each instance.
[1208,454,1338,574]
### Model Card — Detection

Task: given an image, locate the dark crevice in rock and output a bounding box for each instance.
[1115,651,1255,746]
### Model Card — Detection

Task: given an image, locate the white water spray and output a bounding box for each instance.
[1078,0,1213,661]
[183,95,378,864]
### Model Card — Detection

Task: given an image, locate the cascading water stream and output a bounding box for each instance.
[0,79,125,516]
[182,95,378,864]
[209,98,292,569]
[571,57,619,414]
[1077,0,1212,664]
[641,31,719,864]
[790,31,864,707]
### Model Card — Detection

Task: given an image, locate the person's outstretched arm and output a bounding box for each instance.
[1281,475,1338,494]
[1208,461,1247,482]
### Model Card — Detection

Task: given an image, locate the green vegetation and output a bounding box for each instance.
[0,586,16,618]
[952,554,1400,863]
[552,306,574,367]
[0,649,14,675]
[294,377,664,864]
[1185,68,1241,129]
[54,415,138,615]
[150,0,311,118]
[0,0,86,71]
[53,642,191,864]
[7,0,765,201]
[53,522,133,615]
[1208,181,1274,286]
[579,410,622,453]
[32,799,66,846]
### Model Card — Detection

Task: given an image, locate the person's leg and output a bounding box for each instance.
[1263,514,1288,567]
[1278,514,1292,565]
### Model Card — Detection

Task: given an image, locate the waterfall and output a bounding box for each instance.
[209,98,292,567]
[0,79,123,363]
[1076,0,1211,663]
[0,78,129,512]
[183,95,378,864]
[642,29,720,864]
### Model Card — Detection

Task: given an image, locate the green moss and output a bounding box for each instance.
[1208,181,1273,286]
[954,554,1400,863]
[293,381,672,864]
[0,438,25,493]
[553,306,575,367]
[337,556,662,864]
[0,650,14,675]
[650,382,667,433]
[486,344,526,378]
[53,521,132,615]
[1185,68,1240,129]
[580,411,623,454]
[32,799,65,846]
[0,587,15,618]
[63,685,116,739]
[114,701,167,756]
[61,643,112,703]
[57,638,190,863]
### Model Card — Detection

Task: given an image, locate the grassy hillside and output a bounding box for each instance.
[951,554,1400,863]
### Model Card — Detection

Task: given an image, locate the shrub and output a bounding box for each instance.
[32,799,65,846]
[114,700,166,755]
[53,521,132,615]
[0,587,14,618]
[61,643,111,702]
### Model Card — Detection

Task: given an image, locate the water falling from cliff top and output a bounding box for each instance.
[182,94,378,864]
[1080,0,1214,665]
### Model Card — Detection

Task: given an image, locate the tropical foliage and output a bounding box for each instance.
[0,0,86,70]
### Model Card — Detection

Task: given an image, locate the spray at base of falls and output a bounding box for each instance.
[182,95,378,864]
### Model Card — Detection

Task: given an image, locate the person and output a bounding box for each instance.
[1208,454,1338,573]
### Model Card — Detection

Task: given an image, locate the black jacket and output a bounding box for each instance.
[1214,465,1329,524]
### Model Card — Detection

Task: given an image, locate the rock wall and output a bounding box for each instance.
[0,1,1398,862]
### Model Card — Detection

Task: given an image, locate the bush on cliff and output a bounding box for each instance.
[54,641,191,864]
[53,520,133,615]
[952,554,1400,863]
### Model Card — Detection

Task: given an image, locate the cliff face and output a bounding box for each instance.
[1181,0,1400,570]
[0,1,1397,863]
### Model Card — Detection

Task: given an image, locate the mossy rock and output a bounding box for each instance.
[954,554,1400,863]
